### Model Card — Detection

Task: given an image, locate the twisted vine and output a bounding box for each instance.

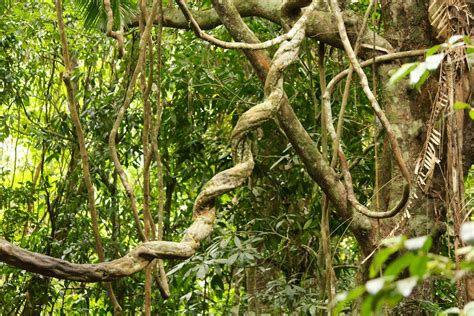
[0,2,313,283]
[185,3,311,238]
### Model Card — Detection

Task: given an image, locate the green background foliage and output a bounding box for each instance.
[0,0,472,314]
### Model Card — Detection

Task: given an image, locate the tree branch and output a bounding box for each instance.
[0,239,195,281]
[130,0,393,59]
[211,0,349,218]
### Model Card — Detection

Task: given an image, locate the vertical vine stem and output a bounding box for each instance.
[318,42,336,307]
[54,0,122,313]
[151,0,171,299]
[108,0,160,243]
[328,0,411,184]
[330,0,375,171]
[103,0,125,57]
[326,0,411,218]
[138,0,155,313]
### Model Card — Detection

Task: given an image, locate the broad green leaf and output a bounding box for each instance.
[470,110,474,120]
[334,286,365,315]
[348,286,366,300]
[227,253,239,265]
[460,222,474,244]
[396,277,418,297]
[421,237,433,253]
[196,264,208,279]
[409,255,429,277]
[365,277,385,295]
[361,295,375,314]
[425,53,445,70]
[453,101,470,110]
[234,236,242,248]
[384,252,416,277]
[426,45,441,57]
[370,245,401,278]
[220,237,230,249]
[389,63,418,85]
[404,236,428,250]
[410,62,427,85]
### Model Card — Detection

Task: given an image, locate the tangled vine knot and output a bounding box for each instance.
[183,4,313,247]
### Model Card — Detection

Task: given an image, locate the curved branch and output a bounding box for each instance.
[325,50,426,92]
[103,0,125,57]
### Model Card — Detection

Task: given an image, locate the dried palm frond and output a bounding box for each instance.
[389,0,470,239]
[429,0,473,40]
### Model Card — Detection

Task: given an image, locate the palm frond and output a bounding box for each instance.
[71,0,138,30]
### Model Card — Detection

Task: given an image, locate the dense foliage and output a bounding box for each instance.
[0,0,472,314]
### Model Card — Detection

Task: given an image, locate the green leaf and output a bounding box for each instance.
[410,63,427,85]
[425,53,445,71]
[384,252,416,277]
[453,102,470,110]
[404,236,428,250]
[333,286,365,315]
[389,63,418,85]
[396,277,418,297]
[220,237,230,249]
[409,255,429,277]
[196,264,208,279]
[303,219,312,230]
[370,245,401,278]
[414,68,431,90]
[227,253,239,265]
[361,295,375,314]
[425,45,441,57]
[365,277,385,295]
[234,236,242,248]
[469,110,474,120]
[421,237,433,253]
